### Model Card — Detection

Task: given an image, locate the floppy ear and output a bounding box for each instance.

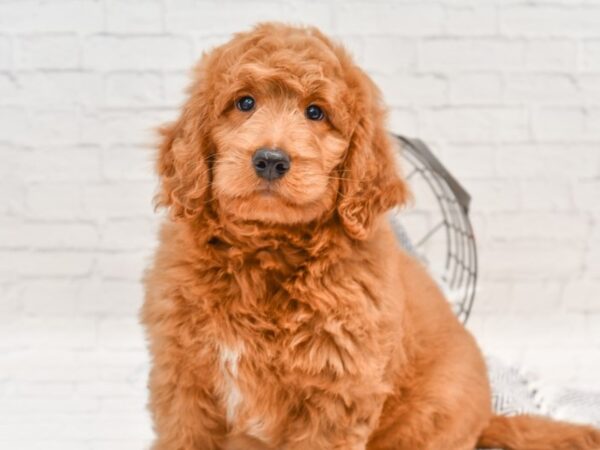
[337,77,409,240]
[155,73,214,220]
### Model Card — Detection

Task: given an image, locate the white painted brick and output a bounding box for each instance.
[80,279,144,316]
[469,212,487,244]
[472,279,513,314]
[95,250,152,281]
[496,144,599,179]
[105,73,163,107]
[0,179,25,216]
[1,395,99,413]
[5,221,99,250]
[419,39,525,72]
[420,107,530,143]
[21,279,82,315]
[439,143,496,178]
[449,73,502,105]
[445,4,498,36]
[360,38,416,74]
[26,183,84,220]
[572,179,600,213]
[0,316,96,350]
[0,440,92,450]
[0,349,147,383]
[510,281,563,313]
[98,318,145,350]
[464,179,521,213]
[0,216,27,250]
[0,0,104,33]
[15,35,79,70]
[82,182,155,219]
[0,414,152,440]
[583,107,600,139]
[89,439,152,450]
[282,1,333,31]
[164,0,287,35]
[0,352,91,383]
[18,147,102,183]
[0,107,29,143]
[99,395,148,413]
[374,74,447,107]
[533,108,586,141]
[524,39,577,71]
[97,352,149,381]
[584,238,600,278]
[23,109,81,146]
[587,314,600,346]
[579,75,600,104]
[388,108,418,137]
[486,212,589,241]
[100,218,158,250]
[79,415,153,440]
[582,40,600,70]
[193,34,236,57]
[163,72,189,108]
[482,241,584,280]
[0,145,25,215]
[12,72,104,108]
[0,74,17,104]
[475,313,587,348]
[83,36,193,71]
[81,109,175,145]
[0,36,11,70]
[76,379,145,397]
[564,280,600,312]
[0,282,22,313]
[106,0,163,33]
[102,145,155,181]
[500,5,600,37]
[336,3,444,36]
[8,381,75,397]
[519,180,573,211]
[505,74,579,104]
[12,250,95,277]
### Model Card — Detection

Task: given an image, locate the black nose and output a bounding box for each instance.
[252,148,291,180]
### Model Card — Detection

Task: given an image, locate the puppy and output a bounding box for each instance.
[142,23,600,450]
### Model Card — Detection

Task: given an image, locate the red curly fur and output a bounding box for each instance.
[142,23,600,450]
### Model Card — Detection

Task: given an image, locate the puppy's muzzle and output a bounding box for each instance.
[252,148,291,181]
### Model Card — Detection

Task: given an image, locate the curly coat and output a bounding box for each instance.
[142,23,600,450]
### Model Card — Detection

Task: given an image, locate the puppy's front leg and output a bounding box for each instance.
[286,436,368,450]
[223,433,274,450]
[147,340,226,450]
[283,396,381,450]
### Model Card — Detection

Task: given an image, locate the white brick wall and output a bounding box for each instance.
[0,1,599,448]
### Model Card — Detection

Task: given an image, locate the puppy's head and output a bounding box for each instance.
[157,23,408,239]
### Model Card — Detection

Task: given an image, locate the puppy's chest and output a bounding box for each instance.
[213,311,379,438]
[203,260,384,435]
[214,339,281,441]
[217,343,244,426]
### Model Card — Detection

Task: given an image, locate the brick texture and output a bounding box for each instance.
[1,1,599,448]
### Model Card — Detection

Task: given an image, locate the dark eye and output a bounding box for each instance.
[305,104,325,121]
[236,96,255,112]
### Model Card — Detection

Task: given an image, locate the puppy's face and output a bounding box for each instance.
[209,29,354,224]
[158,23,407,238]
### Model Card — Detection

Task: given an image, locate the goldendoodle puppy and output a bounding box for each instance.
[142,22,600,450]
